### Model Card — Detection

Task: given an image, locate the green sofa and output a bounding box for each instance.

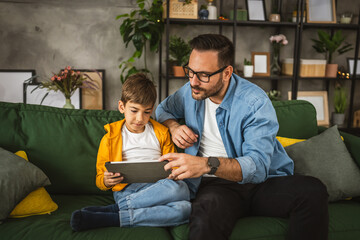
[0,100,359,240]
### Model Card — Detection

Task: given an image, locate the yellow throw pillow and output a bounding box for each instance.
[276,136,305,147]
[9,151,58,218]
[276,135,344,148]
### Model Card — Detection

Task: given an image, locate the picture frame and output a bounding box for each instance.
[288,91,329,126]
[246,0,266,21]
[347,58,360,76]
[0,69,35,103]
[306,0,336,23]
[75,69,105,110]
[24,83,81,109]
[251,52,270,76]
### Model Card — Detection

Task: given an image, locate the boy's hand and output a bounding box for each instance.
[104,171,124,188]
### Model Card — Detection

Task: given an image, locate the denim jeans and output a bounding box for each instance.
[113,179,191,227]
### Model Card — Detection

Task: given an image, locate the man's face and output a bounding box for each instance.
[187,49,231,103]
[118,100,153,133]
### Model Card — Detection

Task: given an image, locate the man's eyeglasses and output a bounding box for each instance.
[182,65,228,83]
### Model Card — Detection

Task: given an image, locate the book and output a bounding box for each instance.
[105,160,171,183]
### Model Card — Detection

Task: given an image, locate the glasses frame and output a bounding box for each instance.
[182,65,228,83]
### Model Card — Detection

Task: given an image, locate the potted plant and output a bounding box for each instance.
[243,58,254,77]
[333,84,347,126]
[169,35,191,77]
[311,30,353,77]
[269,0,280,22]
[117,0,164,83]
[266,90,281,101]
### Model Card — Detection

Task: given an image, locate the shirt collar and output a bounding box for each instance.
[219,73,237,111]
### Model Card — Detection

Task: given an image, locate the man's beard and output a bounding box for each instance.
[190,76,224,101]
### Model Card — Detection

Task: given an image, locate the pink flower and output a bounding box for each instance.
[57,77,61,81]
[64,69,68,73]
[51,76,55,81]
[270,34,288,45]
[76,71,80,75]
[67,66,71,70]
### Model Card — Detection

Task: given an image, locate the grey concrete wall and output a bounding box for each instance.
[1,0,359,124]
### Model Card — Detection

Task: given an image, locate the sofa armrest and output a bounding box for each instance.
[318,126,360,168]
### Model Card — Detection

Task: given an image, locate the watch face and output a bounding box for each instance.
[208,157,220,175]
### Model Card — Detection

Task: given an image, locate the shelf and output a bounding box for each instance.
[242,75,293,80]
[166,18,297,27]
[303,23,359,29]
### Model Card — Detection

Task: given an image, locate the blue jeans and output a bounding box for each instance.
[113,179,191,227]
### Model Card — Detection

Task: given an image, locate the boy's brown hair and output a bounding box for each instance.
[121,73,157,106]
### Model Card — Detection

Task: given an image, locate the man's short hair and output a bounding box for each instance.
[121,73,157,106]
[189,34,234,68]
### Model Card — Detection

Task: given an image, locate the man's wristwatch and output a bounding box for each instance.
[207,157,220,175]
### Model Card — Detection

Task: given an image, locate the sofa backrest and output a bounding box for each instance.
[0,102,123,195]
[273,100,318,139]
[0,100,318,195]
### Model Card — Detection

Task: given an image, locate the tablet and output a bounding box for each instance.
[105,160,171,183]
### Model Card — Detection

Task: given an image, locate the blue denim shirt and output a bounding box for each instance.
[156,74,294,184]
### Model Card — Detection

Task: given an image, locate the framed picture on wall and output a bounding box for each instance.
[288,91,329,126]
[347,58,360,76]
[306,0,336,23]
[246,0,266,21]
[75,69,105,110]
[251,52,270,76]
[24,83,81,109]
[0,70,35,103]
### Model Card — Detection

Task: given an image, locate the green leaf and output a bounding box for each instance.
[116,13,129,19]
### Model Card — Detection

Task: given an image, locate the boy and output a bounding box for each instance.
[70,73,198,231]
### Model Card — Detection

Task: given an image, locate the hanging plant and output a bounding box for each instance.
[117,0,164,83]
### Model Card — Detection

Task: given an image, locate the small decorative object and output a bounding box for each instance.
[251,52,270,76]
[162,0,198,19]
[292,10,306,22]
[207,0,217,20]
[198,5,209,19]
[28,66,98,109]
[243,58,254,78]
[230,9,247,21]
[307,0,336,23]
[269,34,288,75]
[340,12,353,24]
[169,35,191,77]
[353,110,360,128]
[267,90,281,101]
[269,0,280,22]
[333,83,347,126]
[311,30,353,77]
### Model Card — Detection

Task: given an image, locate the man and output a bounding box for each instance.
[156,34,329,240]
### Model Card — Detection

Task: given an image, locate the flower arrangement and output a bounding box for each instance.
[269,34,288,75]
[27,66,99,108]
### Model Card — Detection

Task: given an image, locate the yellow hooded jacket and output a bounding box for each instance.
[96,118,176,191]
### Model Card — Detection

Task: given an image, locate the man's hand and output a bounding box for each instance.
[163,119,198,149]
[159,153,209,180]
[103,171,123,188]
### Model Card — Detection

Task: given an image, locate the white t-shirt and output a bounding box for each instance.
[198,98,228,158]
[121,122,161,162]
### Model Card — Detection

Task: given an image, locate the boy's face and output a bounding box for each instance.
[118,100,154,133]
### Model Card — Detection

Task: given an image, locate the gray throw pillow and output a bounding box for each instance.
[0,147,51,222]
[285,125,360,202]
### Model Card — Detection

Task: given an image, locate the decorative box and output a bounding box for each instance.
[282,58,327,77]
[163,0,198,19]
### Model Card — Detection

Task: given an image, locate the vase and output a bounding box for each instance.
[172,66,185,77]
[243,65,254,77]
[199,9,209,19]
[270,49,281,75]
[63,98,75,109]
[325,64,338,78]
[332,112,345,126]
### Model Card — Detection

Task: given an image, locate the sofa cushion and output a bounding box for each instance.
[0,147,51,222]
[273,100,318,139]
[169,201,360,240]
[15,103,123,194]
[9,151,58,218]
[285,125,360,202]
[0,194,173,240]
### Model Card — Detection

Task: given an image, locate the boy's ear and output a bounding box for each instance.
[118,100,125,113]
